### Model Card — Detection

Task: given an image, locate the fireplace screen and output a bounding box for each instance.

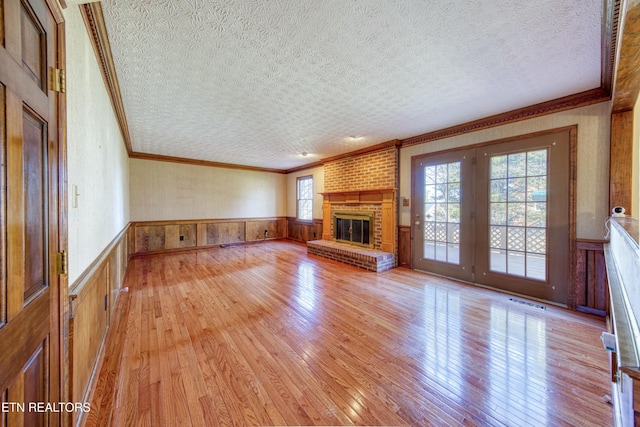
[335,211,374,247]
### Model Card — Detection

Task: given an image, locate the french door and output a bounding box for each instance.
[412,149,475,282]
[413,130,571,304]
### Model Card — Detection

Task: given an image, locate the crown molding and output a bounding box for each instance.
[401,88,610,147]
[602,0,622,95]
[130,152,287,174]
[79,2,132,154]
[131,139,401,175]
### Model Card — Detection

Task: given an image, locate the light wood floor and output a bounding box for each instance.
[86,240,613,426]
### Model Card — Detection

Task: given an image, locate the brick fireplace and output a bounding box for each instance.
[306,145,399,272]
[307,188,396,272]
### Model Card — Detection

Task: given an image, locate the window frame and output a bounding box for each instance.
[296,175,314,222]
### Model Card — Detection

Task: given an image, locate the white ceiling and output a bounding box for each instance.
[100,0,602,170]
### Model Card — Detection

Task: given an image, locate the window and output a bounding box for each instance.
[422,160,461,265]
[297,176,313,221]
[488,149,548,281]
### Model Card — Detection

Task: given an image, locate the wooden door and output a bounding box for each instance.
[0,0,64,425]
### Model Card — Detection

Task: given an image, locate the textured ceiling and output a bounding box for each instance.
[100,0,602,170]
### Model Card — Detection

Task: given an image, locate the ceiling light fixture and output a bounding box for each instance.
[301,152,308,156]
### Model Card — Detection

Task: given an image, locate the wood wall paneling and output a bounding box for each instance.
[108,258,118,322]
[134,225,165,253]
[68,226,130,427]
[205,222,245,245]
[398,226,412,268]
[286,218,323,243]
[127,224,135,259]
[246,218,285,241]
[165,224,197,249]
[611,0,640,112]
[635,378,640,424]
[567,127,579,310]
[69,264,108,426]
[575,239,608,316]
[131,218,287,255]
[610,110,634,215]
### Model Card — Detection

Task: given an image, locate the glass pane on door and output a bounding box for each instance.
[423,161,460,265]
[488,149,547,281]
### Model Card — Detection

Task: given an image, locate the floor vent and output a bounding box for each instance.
[509,297,546,310]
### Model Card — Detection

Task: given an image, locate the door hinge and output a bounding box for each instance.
[52,68,66,93]
[56,251,68,275]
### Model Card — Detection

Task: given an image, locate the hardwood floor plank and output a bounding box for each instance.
[246,322,351,425]
[86,241,613,426]
[232,327,317,424]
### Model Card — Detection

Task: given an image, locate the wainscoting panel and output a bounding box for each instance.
[286,217,323,243]
[574,239,608,316]
[69,264,108,417]
[110,232,130,320]
[165,224,197,249]
[134,225,166,253]
[202,221,245,246]
[246,218,286,241]
[398,225,412,268]
[132,218,286,255]
[68,225,130,426]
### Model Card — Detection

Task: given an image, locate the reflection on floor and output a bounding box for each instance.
[87,241,612,427]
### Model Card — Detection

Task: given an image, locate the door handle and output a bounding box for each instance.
[415,221,420,225]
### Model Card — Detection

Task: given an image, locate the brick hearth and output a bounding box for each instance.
[307,240,395,273]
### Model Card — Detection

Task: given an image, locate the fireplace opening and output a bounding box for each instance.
[335,211,374,248]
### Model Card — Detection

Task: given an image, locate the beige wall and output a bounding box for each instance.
[64,6,130,284]
[400,101,612,240]
[286,166,325,219]
[130,159,287,221]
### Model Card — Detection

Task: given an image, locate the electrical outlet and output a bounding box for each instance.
[179,235,184,241]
